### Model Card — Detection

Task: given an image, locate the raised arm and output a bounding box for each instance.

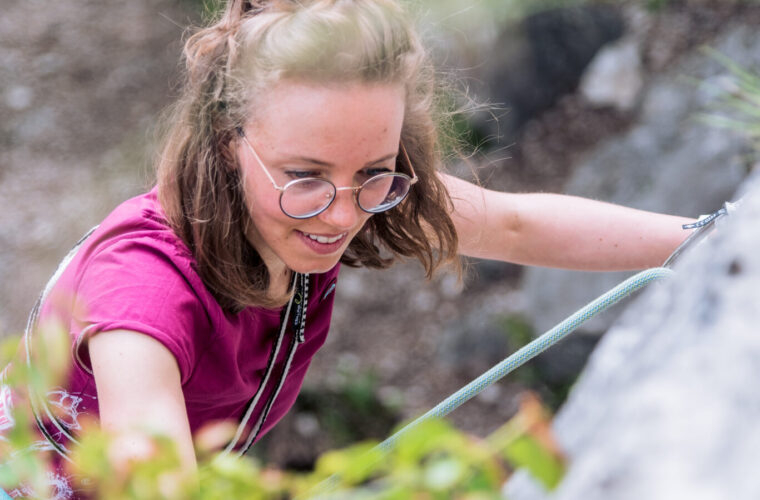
[441,173,693,271]
[89,330,198,473]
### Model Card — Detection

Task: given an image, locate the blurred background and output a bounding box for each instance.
[2,0,758,470]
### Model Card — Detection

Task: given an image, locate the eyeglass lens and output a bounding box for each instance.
[280,174,412,218]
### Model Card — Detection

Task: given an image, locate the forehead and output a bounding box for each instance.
[248,80,406,154]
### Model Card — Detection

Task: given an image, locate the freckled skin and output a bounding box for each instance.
[236,81,406,292]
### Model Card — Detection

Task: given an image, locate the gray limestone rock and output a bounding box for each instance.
[520,23,760,340]
[508,169,760,499]
[580,37,644,111]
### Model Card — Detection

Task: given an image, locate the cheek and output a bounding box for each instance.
[242,173,282,220]
[347,213,374,242]
[358,212,373,230]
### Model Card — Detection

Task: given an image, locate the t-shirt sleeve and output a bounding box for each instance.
[70,237,210,385]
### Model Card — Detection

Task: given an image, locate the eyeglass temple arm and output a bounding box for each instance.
[399,143,419,184]
[236,127,284,191]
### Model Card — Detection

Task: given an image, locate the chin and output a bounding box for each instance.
[289,257,342,275]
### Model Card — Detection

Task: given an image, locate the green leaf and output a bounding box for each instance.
[503,435,564,490]
[423,456,465,490]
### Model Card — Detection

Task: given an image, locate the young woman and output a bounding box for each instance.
[3,0,691,497]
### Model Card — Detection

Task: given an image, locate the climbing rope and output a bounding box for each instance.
[377,267,674,450]
[308,266,674,497]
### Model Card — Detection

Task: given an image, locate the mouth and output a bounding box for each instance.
[297,230,349,255]
[301,231,347,244]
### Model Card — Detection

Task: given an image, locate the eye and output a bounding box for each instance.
[359,167,393,180]
[284,169,321,180]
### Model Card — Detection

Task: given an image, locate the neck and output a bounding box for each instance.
[243,225,293,301]
[268,265,293,300]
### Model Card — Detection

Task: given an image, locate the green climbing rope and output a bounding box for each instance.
[309,267,674,497]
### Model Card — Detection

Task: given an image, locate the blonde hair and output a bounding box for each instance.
[157,0,458,311]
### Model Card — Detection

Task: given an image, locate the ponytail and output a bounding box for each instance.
[183,0,250,96]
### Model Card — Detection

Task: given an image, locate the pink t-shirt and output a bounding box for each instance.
[36,188,340,454]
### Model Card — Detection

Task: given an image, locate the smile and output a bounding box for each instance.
[302,232,347,244]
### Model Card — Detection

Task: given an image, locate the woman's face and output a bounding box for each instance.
[237,80,406,277]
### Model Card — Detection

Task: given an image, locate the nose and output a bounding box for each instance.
[317,188,362,230]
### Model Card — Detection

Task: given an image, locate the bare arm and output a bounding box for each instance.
[442,173,693,270]
[89,330,197,472]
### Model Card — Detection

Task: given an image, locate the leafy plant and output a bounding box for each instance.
[0,326,565,499]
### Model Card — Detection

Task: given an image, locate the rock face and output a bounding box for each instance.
[519,22,760,340]
[579,36,643,111]
[554,170,760,498]
[508,170,760,499]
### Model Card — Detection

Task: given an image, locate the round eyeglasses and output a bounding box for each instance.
[237,128,418,219]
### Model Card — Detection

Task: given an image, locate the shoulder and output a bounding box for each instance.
[71,188,207,301]
[84,187,194,266]
[41,189,215,383]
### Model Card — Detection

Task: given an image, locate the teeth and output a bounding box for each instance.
[305,232,345,244]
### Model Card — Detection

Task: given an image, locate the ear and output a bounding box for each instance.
[224,129,244,172]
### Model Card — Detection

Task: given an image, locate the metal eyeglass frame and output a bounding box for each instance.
[236,127,418,219]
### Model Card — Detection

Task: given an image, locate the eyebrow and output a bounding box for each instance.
[284,152,398,168]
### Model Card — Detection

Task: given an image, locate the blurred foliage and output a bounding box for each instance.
[412,0,588,38]
[292,370,400,451]
[640,0,669,10]
[299,372,397,444]
[697,48,760,152]
[0,325,566,499]
[180,0,223,21]
[500,314,534,350]
[251,365,402,472]
[309,394,564,498]
[500,314,577,411]
[181,0,585,26]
